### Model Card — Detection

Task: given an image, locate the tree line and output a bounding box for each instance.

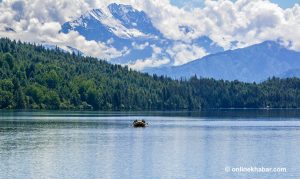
[1,37,300,110]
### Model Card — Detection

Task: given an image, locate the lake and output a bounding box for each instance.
[1,110,300,179]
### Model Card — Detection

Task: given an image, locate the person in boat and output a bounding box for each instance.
[133,119,148,127]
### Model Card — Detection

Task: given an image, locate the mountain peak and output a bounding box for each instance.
[107,3,160,36]
[146,41,300,82]
[242,40,293,57]
[88,8,104,18]
[61,4,224,67]
[260,40,282,47]
[108,3,136,14]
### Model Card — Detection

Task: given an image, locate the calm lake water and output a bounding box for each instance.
[1,110,300,179]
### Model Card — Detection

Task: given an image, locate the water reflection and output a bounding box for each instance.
[0,111,300,178]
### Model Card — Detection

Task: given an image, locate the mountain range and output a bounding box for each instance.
[60,3,300,82]
[61,3,223,65]
[146,41,300,82]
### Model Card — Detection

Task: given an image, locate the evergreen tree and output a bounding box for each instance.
[0,37,300,110]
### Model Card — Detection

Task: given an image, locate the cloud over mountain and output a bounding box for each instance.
[0,0,300,69]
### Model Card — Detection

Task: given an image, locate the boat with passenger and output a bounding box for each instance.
[133,120,148,127]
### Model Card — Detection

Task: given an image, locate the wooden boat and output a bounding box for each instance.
[133,120,148,127]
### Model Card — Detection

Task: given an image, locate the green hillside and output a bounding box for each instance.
[1,38,300,110]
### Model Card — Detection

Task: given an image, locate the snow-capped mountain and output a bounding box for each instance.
[146,41,300,82]
[60,3,300,82]
[108,3,162,37]
[61,3,223,66]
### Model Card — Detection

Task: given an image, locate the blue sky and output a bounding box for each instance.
[171,0,300,9]
[0,0,298,9]
[271,0,300,8]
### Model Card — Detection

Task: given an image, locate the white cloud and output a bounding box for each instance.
[0,0,125,59]
[0,0,300,68]
[132,42,149,50]
[128,57,170,70]
[128,44,169,70]
[0,21,124,59]
[131,0,300,51]
[167,43,207,66]
[198,0,300,50]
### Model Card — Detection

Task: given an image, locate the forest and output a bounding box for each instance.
[1,37,300,110]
